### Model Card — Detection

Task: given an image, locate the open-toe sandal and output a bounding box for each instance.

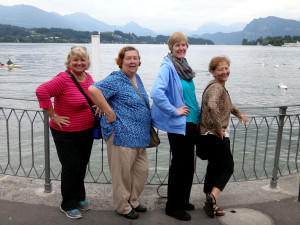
[210,194,225,217]
[214,205,225,216]
[203,194,215,218]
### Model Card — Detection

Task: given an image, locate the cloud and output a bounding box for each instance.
[1,0,300,33]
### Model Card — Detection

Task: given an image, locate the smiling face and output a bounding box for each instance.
[69,54,87,76]
[120,50,140,77]
[211,61,230,85]
[171,41,187,60]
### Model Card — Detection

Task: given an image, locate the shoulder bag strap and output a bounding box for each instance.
[127,77,150,112]
[202,82,217,99]
[200,82,217,116]
[66,70,95,115]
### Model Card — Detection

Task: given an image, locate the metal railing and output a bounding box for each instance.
[0,101,300,196]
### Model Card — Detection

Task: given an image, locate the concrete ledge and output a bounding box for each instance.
[0,173,299,211]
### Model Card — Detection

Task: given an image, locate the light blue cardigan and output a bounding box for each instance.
[150,57,187,135]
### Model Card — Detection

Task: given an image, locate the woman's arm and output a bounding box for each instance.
[88,86,116,123]
[36,74,70,129]
[151,64,188,116]
[232,105,248,124]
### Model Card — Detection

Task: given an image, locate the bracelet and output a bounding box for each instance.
[50,113,57,120]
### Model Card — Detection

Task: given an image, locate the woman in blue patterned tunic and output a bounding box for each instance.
[88,46,150,220]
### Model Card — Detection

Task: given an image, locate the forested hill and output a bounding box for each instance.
[0,24,214,45]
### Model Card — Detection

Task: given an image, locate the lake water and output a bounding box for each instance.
[1,43,300,110]
[0,43,299,182]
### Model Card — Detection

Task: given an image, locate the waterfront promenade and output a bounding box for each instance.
[0,173,299,225]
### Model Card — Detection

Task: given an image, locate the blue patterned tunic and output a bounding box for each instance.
[92,71,151,147]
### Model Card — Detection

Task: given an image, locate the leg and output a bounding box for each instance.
[214,138,234,192]
[106,133,135,215]
[76,128,94,202]
[203,134,226,194]
[165,123,195,221]
[129,147,149,209]
[51,128,90,211]
[181,123,196,207]
[166,124,195,210]
[203,137,233,217]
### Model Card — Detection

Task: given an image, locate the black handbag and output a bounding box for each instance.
[195,134,209,160]
[196,133,225,160]
[66,70,102,139]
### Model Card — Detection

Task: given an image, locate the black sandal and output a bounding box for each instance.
[214,205,225,216]
[203,194,214,218]
[203,194,225,218]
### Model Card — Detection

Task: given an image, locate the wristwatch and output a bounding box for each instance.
[50,113,57,120]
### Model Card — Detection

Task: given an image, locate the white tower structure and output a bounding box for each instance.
[91,33,101,81]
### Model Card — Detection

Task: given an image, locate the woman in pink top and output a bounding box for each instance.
[36,46,95,219]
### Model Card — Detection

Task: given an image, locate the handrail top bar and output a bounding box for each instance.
[1,96,300,109]
[238,105,300,109]
[0,107,42,112]
[0,96,38,102]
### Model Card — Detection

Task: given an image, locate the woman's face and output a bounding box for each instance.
[211,61,230,85]
[70,54,87,75]
[171,41,187,60]
[121,50,140,77]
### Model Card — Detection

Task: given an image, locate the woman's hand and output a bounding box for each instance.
[221,128,226,140]
[239,114,248,124]
[44,108,70,129]
[89,86,116,122]
[52,115,70,129]
[175,106,190,116]
[93,105,104,117]
[105,110,117,123]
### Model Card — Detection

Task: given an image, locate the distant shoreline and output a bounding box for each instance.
[0,24,215,45]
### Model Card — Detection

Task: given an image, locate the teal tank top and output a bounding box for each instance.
[180,79,198,124]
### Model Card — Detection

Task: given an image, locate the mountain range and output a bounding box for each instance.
[1,4,300,45]
[0,4,157,37]
[200,17,300,45]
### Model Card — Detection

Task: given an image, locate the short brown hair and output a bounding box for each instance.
[65,46,90,69]
[167,32,189,51]
[208,56,231,72]
[115,46,141,69]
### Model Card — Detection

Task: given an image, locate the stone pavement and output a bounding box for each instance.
[0,173,299,225]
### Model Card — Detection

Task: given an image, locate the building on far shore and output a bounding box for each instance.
[282,41,300,47]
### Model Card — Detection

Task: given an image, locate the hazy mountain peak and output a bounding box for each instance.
[0,4,300,43]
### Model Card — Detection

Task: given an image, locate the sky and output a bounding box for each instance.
[2,0,300,33]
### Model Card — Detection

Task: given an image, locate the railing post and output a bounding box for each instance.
[270,106,287,189]
[43,111,52,193]
[298,180,300,201]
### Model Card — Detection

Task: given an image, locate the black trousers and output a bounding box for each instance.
[203,134,234,194]
[166,122,196,210]
[51,127,94,211]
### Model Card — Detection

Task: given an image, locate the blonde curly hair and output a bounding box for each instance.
[65,46,91,69]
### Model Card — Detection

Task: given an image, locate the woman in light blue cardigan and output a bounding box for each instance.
[151,32,199,221]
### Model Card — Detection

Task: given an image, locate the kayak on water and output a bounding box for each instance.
[1,64,22,68]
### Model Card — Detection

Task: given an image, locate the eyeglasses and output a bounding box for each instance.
[71,46,87,50]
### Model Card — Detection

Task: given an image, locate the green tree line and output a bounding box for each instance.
[242,35,300,46]
[0,24,214,45]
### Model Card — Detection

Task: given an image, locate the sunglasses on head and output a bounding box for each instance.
[71,46,87,50]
